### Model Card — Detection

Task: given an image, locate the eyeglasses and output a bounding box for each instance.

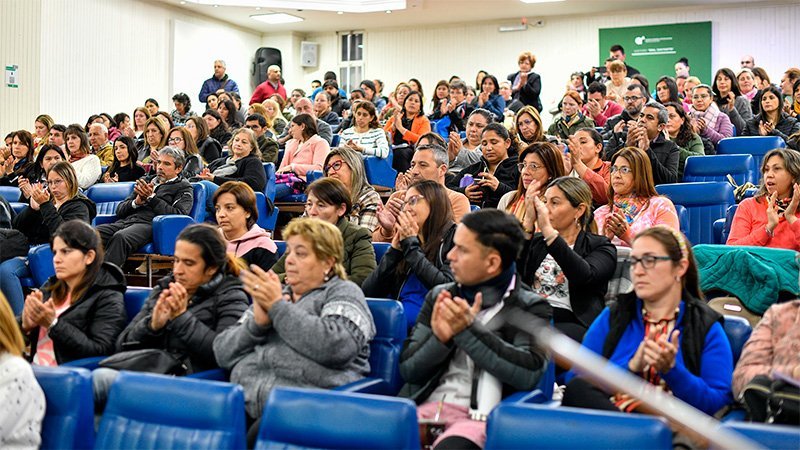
[324,160,347,173]
[627,255,673,270]
[167,137,183,143]
[692,94,711,100]
[518,119,535,127]
[518,162,544,172]
[47,178,65,186]
[403,194,424,209]
[609,166,632,175]
[623,96,643,103]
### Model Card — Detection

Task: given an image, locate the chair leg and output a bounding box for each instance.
[146,255,153,288]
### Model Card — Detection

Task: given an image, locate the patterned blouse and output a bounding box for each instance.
[350,186,382,233]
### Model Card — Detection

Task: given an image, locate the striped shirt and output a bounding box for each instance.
[339,127,390,158]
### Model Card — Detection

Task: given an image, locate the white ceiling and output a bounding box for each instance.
[154,0,793,34]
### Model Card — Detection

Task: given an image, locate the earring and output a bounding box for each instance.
[323,270,331,282]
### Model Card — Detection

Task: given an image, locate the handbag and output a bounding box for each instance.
[275,172,307,195]
[741,374,800,424]
[99,348,188,376]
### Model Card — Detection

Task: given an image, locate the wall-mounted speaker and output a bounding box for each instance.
[253,47,282,85]
[300,41,319,68]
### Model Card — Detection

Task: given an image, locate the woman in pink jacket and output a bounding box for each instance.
[275,113,330,200]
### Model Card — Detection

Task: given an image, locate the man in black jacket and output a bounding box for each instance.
[96,147,194,266]
[601,84,647,146]
[400,209,552,449]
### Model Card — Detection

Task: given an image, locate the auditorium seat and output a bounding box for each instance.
[95,372,246,450]
[656,182,735,244]
[683,154,757,185]
[485,403,672,450]
[33,366,95,450]
[85,182,135,226]
[0,185,21,202]
[373,242,390,264]
[721,422,800,449]
[256,387,419,450]
[722,315,752,366]
[365,150,398,188]
[716,136,785,168]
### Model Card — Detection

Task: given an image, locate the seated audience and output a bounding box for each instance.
[400,209,552,450]
[197,127,267,196]
[139,117,168,165]
[384,91,431,173]
[21,220,126,365]
[742,86,800,144]
[513,105,546,148]
[363,180,457,328]
[728,148,800,250]
[214,181,278,270]
[33,114,53,150]
[0,293,45,449]
[449,123,520,208]
[218,99,242,129]
[93,224,250,407]
[64,125,102,189]
[681,76,702,110]
[263,98,289,135]
[102,136,145,183]
[446,109,490,175]
[186,116,221,163]
[565,128,611,206]
[170,92,196,127]
[214,217,375,441]
[547,91,595,139]
[323,147,382,232]
[361,79,387,112]
[339,101,390,158]
[245,113,278,164]
[0,130,34,187]
[324,80,351,117]
[48,124,67,148]
[563,226,733,417]
[275,114,330,200]
[508,51,543,112]
[602,84,647,145]
[584,82,623,127]
[594,147,680,247]
[17,144,65,197]
[427,79,451,121]
[275,98,333,147]
[655,76,682,106]
[475,74,506,121]
[605,60,632,103]
[737,68,759,104]
[167,126,204,178]
[273,178,376,286]
[664,102,705,178]
[689,84,734,145]
[314,91,342,132]
[499,141,565,225]
[203,110,232,149]
[518,177,616,342]
[96,147,194,266]
[132,106,151,145]
[87,123,114,167]
[713,68,754,132]
[380,82,411,122]
[732,299,800,423]
[610,101,679,185]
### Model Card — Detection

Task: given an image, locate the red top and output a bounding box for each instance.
[583,100,623,127]
[250,80,287,104]
[727,196,800,251]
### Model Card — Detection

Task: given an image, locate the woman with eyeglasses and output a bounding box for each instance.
[449,123,521,208]
[197,127,266,196]
[594,147,679,247]
[323,147,382,232]
[513,106,545,147]
[338,101,390,158]
[742,86,800,145]
[728,148,800,250]
[271,178,376,287]
[498,142,565,228]
[363,180,457,329]
[547,91,595,140]
[563,226,733,417]
[689,85,734,145]
[166,126,204,178]
[518,177,616,343]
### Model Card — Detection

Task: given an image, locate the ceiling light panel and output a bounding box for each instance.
[185,0,406,13]
[250,12,304,23]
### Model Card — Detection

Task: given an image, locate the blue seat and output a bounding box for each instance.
[502,358,556,404]
[717,136,786,168]
[256,387,419,450]
[28,244,55,287]
[10,201,26,215]
[713,204,739,244]
[656,182,735,245]
[723,422,800,449]
[275,240,286,258]
[0,185,21,202]
[470,204,480,212]
[365,151,398,189]
[33,366,94,450]
[125,287,152,323]
[96,372,246,450]
[683,154,757,185]
[335,298,406,395]
[330,134,341,147]
[723,315,752,365]
[263,162,276,202]
[373,242,391,264]
[674,204,690,238]
[85,182,135,225]
[254,191,280,232]
[485,404,672,450]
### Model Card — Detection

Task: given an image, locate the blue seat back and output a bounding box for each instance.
[275,240,286,258]
[723,422,800,449]
[85,182,135,217]
[655,182,735,244]
[33,366,95,450]
[365,298,407,395]
[125,287,152,323]
[96,372,246,450]
[256,387,420,450]
[723,315,752,365]
[716,136,786,167]
[263,162,276,202]
[373,242,391,264]
[722,204,738,244]
[485,404,672,450]
[683,154,757,185]
[189,182,207,222]
[0,185,21,202]
[28,244,55,287]
[330,134,341,147]
[306,169,323,184]
[254,191,280,232]
[674,204,690,238]
[364,152,398,188]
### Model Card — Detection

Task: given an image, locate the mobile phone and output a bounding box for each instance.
[459,174,474,188]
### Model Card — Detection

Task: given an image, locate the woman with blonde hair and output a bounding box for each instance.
[33,114,55,151]
[214,216,375,439]
[323,147,382,231]
[513,105,545,147]
[0,293,45,448]
[263,98,288,135]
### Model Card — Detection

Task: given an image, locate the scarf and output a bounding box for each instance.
[612,194,648,224]
[561,113,585,129]
[690,101,722,131]
[457,263,517,309]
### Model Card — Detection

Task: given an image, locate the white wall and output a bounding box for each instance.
[0,0,42,135]
[267,2,800,125]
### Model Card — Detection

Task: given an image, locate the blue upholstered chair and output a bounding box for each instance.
[33,366,95,450]
[263,162,276,202]
[373,242,391,265]
[683,154,757,185]
[124,287,152,323]
[716,136,786,168]
[0,185,21,202]
[85,182,135,226]
[656,182,735,244]
[95,372,246,450]
[485,404,672,450]
[713,204,739,244]
[722,422,800,449]
[364,150,398,188]
[255,387,420,450]
[722,315,752,365]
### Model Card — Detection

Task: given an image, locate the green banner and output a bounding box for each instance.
[599,21,712,86]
